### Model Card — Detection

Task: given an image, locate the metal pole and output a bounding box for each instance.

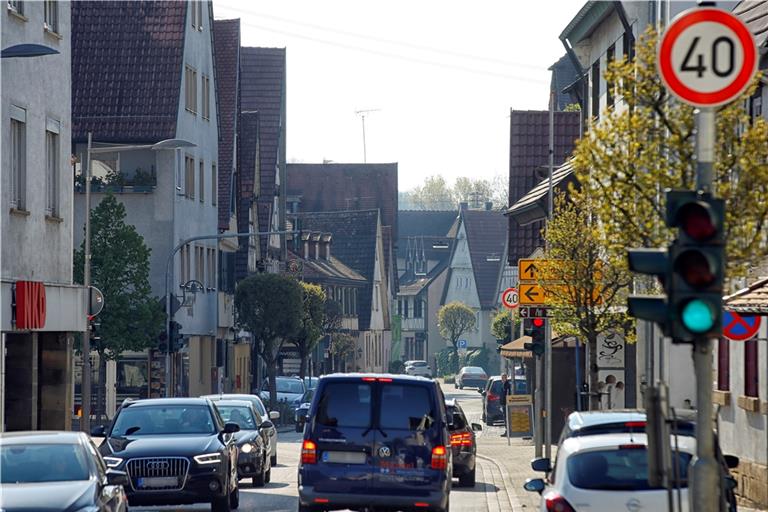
[81,133,92,433]
[361,114,367,163]
[575,336,581,411]
[690,106,719,512]
[544,87,554,461]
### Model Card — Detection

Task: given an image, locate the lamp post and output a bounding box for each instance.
[80,135,195,432]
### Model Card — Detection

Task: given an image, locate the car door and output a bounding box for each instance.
[306,379,376,495]
[86,438,125,511]
[372,380,446,496]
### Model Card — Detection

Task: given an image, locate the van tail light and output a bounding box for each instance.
[302,440,317,464]
[619,444,646,450]
[431,445,448,470]
[450,433,473,447]
[487,392,499,402]
[544,491,576,512]
[624,421,646,429]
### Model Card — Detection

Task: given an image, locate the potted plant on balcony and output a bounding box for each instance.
[130,167,156,193]
[104,168,124,193]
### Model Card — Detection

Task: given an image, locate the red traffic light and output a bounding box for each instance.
[674,249,716,287]
[532,318,545,327]
[677,202,717,241]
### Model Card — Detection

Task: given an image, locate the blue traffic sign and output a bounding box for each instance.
[457,339,468,349]
[723,311,761,342]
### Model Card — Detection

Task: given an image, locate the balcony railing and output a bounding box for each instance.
[74,169,157,193]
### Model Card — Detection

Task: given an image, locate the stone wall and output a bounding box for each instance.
[732,459,768,509]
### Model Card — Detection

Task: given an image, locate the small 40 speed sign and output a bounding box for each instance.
[658,7,757,107]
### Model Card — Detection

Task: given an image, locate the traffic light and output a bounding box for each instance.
[626,246,672,336]
[523,318,545,357]
[168,321,184,352]
[665,190,724,341]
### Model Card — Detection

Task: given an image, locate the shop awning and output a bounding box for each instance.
[500,335,532,359]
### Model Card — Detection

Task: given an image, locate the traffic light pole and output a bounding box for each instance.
[691,107,719,512]
[544,321,552,460]
[163,229,299,398]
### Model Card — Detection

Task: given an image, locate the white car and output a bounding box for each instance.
[524,433,694,512]
[404,360,432,378]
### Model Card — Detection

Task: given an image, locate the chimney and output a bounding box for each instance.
[302,232,311,259]
[320,233,332,260]
[311,233,322,260]
[485,201,493,211]
[459,202,469,211]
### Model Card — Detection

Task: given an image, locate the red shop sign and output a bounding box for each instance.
[14,281,47,330]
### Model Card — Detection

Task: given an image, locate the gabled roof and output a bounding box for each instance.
[462,210,508,309]
[291,210,380,331]
[549,54,582,110]
[507,110,581,263]
[213,19,241,231]
[506,161,575,225]
[560,1,614,46]
[734,1,768,48]
[396,210,457,258]
[286,251,366,286]
[235,111,259,280]
[287,163,399,240]
[724,277,768,313]
[72,1,188,142]
[240,47,286,245]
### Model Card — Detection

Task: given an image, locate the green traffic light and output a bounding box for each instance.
[681,299,715,333]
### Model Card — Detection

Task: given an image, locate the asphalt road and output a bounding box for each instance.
[130,383,518,512]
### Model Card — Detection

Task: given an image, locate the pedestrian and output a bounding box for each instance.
[499,373,513,436]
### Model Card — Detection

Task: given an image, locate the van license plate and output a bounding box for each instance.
[138,477,178,488]
[322,451,366,464]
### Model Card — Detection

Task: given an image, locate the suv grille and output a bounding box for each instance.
[126,457,189,491]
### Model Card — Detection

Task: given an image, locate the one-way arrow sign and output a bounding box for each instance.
[523,262,538,280]
[520,283,545,305]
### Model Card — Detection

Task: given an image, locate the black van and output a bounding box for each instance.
[298,374,452,512]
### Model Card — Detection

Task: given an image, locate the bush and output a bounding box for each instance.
[443,375,455,384]
[465,347,490,372]
[435,348,458,377]
[388,360,405,374]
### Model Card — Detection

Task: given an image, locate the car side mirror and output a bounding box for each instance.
[260,420,274,430]
[523,478,545,494]
[269,411,280,420]
[479,389,485,395]
[724,454,740,469]
[471,423,483,432]
[223,422,240,434]
[105,469,130,487]
[91,424,106,437]
[530,457,551,472]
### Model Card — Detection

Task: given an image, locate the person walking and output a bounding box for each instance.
[499,373,513,436]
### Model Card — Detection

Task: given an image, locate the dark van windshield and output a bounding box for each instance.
[380,384,434,431]
[317,382,372,428]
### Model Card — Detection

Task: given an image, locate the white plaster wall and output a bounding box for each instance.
[443,222,483,348]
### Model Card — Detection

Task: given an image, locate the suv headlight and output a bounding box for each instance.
[241,443,253,454]
[103,456,123,468]
[194,453,222,464]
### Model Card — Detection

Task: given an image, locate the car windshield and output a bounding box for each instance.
[567,448,692,490]
[317,382,372,428]
[1,444,90,483]
[301,389,315,403]
[217,405,257,430]
[111,405,215,436]
[409,361,428,367]
[304,377,318,389]
[462,367,485,374]
[275,379,305,394]
[380,384,435,431]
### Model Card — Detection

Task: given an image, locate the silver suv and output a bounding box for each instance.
[404,360,432,378]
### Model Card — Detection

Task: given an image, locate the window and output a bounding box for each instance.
[316,382,372,428]
[211,163,217,205]
[606,44,615,108]
[745,339,759,398]
[591,60,600,119]
[191,0,204,30]
[199,160,204,202]
[403,299,409,318]
[379,385,434,431]
[185,156,195,199]
[180,244,190,284]
[185,65,197,114]
[202,75,210,120]
[196,246,204,284]
[219,251,235,293]
[10,110,26,210]
[207,248,215,289]
[622,31,635,62]
[44,0,57,33]
[414,299,423,318]
[567,448,692,491]
[7,0,23,15]
[717,338,729,391]
[45,128,59,216]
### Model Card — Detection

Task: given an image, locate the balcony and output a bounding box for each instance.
[74,167,157,194]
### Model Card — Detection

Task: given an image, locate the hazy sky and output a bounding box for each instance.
[214,0,584,192]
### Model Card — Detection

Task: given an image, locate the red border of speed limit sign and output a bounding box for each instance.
[658,8,757,107]
[502,287,518,309]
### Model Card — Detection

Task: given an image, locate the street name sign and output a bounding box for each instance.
[501,287,519,309]
[723,311,761,342]
[658,7,757,107]
[520,306,551,319]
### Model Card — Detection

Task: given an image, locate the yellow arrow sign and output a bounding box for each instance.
[519,283,546,305]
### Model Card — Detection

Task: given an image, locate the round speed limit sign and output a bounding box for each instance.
[501,287,519,310]
[658,7,757,107]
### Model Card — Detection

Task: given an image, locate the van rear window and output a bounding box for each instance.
[316,383,372,428]
[380,385,434,431]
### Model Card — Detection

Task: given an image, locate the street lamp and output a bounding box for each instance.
[80,134,195,433]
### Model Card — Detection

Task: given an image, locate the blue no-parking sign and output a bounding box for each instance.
[723,311,761,342]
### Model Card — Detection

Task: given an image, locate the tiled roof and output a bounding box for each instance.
[72,1,187,142]
[399,235,454,291]
[213,19,240,231]
[549,54,581,111]
[241,47,285,247]
[287,163,399,240]
[235,111,259,280]
[734,1,768,48]
[286,251,366,285]
[506,161,575,225]
[292,210,380,331]
[507,110,580,264]
[396,210,457,258]
[724,277,768,313]
[462,210,509,309]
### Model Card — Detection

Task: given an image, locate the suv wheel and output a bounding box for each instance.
[459,467,476,487]
[229,487,239,509]
[253,457,267,487]
[295,421,303,433]
[271,453,278,466]
[212,494,230,512]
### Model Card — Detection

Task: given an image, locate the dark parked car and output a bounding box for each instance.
[446,399,482,487]
[480,376,505,425]
[1,431,129,512]
[94,398,240,512]
[203,393,280,466]
[298,373,452,512]
[214,400,272,487]
[294,388,315,433]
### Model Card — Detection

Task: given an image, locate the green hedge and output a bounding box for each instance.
[436,348,458,377]
[388,360,405,374]
[443,375,455,384]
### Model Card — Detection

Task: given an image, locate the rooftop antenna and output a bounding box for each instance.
[355,108,380,163]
